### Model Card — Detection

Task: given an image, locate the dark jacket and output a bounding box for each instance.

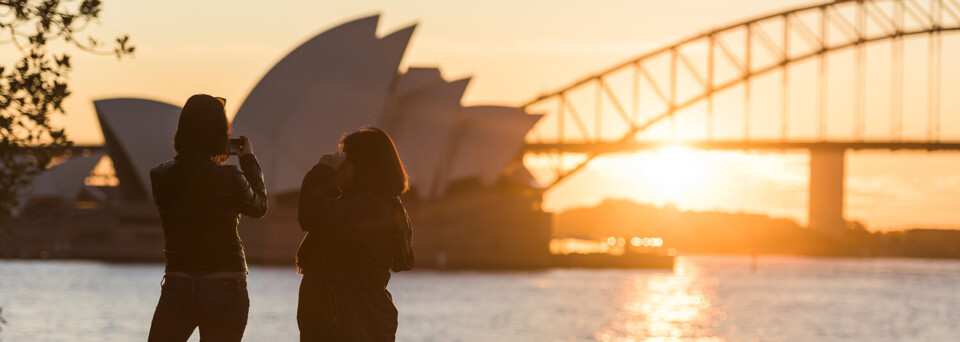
[296,163,413,342]
[149,150,268,273]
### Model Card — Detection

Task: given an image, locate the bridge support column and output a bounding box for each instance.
[808,148,846,234]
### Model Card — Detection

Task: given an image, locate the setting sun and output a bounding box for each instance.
[609,146,708,206]
[643,146,702,187]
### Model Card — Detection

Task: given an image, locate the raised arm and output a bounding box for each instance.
[298,164,389,241]
[298,164,341,232]
[234,153,268,218]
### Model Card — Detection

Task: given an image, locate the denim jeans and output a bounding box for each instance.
[148,276,249,342]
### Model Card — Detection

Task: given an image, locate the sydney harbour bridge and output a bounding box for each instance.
[517,0,960,233]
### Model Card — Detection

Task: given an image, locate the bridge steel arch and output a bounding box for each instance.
[521,0,960,189]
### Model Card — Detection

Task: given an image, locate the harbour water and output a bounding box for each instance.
[1,255,959,341]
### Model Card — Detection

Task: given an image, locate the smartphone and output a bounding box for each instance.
[227,138,243,155]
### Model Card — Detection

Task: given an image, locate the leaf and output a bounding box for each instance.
[55,55,70,68]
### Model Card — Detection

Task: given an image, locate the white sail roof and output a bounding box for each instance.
[87,15,545,202]
[381,67,449,132]
[231,15,416,195]
[15,151,105,213]
[440,106,542,195]
[94,98,181,197]
[387,70,470,199]
[392,67,445,99]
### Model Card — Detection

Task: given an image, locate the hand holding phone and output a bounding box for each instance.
[227,136,253,156]
[238,136,253,156]
[228,138,243,155]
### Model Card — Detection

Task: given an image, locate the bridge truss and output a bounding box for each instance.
[520,0,960,188]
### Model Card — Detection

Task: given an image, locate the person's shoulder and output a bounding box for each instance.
[215,163,244,184]
[150,160,176,178]
[216,163,243,173]
[151,159,173,171]
[309,163,336,174]
[150,160,185,189]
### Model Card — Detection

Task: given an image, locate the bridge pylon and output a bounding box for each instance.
[809,148,845,234]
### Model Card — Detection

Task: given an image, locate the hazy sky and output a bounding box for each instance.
[7,0,960,230]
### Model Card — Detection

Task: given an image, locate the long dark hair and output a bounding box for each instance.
[173,94,230,163]
[339,127,408,197]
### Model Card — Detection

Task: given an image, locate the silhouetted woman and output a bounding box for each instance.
[297,127,414,342]
[147,94,268,341]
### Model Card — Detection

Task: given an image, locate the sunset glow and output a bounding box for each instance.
[630,146,706,205]
[582,146,715,210]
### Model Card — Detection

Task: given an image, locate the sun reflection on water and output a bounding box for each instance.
[596,259,721,342]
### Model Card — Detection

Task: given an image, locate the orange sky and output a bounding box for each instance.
[4,0,959,230]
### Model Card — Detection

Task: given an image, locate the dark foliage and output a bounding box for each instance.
[0,0,133,219]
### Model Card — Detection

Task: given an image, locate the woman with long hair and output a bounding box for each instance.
[147,94,268,341]
[296,127,414,341]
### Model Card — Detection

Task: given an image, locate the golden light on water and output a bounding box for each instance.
[596,260,720,342]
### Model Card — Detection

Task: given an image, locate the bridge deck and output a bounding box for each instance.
[522,141,960,153]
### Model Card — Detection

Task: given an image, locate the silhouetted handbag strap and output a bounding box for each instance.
[390,198,415,272]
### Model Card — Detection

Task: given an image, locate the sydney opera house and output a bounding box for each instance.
[3,15,552,268]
